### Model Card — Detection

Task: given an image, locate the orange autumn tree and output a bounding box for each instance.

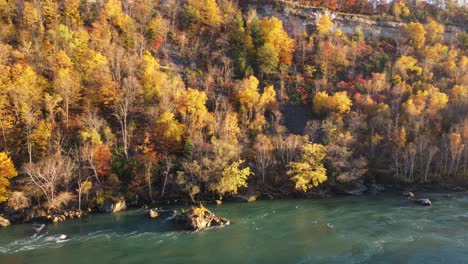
[0,152,17,202]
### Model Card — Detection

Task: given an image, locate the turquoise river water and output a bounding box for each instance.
[0,192,467,264]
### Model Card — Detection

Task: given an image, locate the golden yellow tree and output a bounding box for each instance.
[186,0,222,28]
[425,18,445,45]
[317,15,333,36]
[209,160,252,199]
[0,152,17,202]
[405,22,426,49]
[260,17,295,65]
[287,143,327,192]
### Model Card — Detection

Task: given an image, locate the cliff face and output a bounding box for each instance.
[247,2,466,41]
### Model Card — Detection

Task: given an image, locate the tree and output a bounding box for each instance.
[257,43,279,76]
[259,17,295,66]
[76,180,91,212]
[155,112,185,151]
[394,56,422,81]
[0,152,17,202]
[313,91,352,115]
[185,0,222,28]
[317,15,333,36]
[253,134,274,184]
[210,160,252,199]
[53,52,81,126]
[405,22,426,49]
[391,1,410,21]
[287,143,327,192]
[175,88,213,138]
[7,64,44,163]
[113,76,141,158]
[24,151,77,205]
[425,18,445,45]
[236,76,277,122]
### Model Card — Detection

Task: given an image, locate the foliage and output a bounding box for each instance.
[287,143,327,192]
[0,152,17,202]
[210,160,252,198]
[0,0,465,210]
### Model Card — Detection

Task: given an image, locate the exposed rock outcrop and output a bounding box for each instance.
[415,198,432,206]
[246,1,464,42]
[402,191,415,198]
[99,198,127,213]
[173,206,229,231]
[0,215,10,227]
[147,209,159,218]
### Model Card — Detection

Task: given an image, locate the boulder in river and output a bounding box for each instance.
[99,198,127,213]
[0,215,10,227]
[173,206,229,231]
[402,191,415,198]
[147,209,159,219]
[415,198,432,206]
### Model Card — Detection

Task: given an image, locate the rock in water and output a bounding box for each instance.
[402,191,415,198]
[147,209,159,219]
[415,198,432,206]
[0,215,10,227]
[173,206,229,231]
[34,223,46,232]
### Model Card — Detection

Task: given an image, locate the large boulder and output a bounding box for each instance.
[415,198,432,206]
[147,209,159,219]
[402,191,415,198]
[173,206,229,231]
[99,198,127,213]
[0,215,10,227]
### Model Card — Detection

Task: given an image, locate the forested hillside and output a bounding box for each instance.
[0,0,466,213]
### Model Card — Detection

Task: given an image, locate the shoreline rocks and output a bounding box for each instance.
[0,215,10,227]
[173,206,230,231]
[99,198,127,213]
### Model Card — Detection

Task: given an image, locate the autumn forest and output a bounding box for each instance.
[0,0,467,215]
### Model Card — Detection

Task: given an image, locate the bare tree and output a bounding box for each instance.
[113,76,140,158]
[23,151,77,205]
[253,134,274,184]
[161,154,174,198]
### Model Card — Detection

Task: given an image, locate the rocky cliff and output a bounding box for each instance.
[247,2,466,41]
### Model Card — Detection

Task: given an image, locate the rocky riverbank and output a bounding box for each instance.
[1,181,466,228]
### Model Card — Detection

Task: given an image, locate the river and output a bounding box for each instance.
[1,192,467,264]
